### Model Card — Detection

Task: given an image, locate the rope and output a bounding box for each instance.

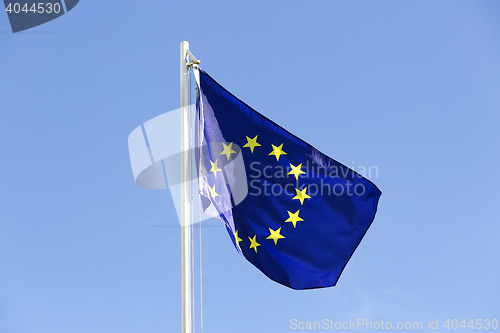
[188,62,204,333]
[198,83,204,333]
[188,68,195,332]
[199,197,203,333]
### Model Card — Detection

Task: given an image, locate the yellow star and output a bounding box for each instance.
[292,187,311,205]
[209,184,219,198]
[268,143,287,161]
[248,235,261,253]
[243,135,261,153]
[266,227,285,245]
[288,163,306,180]
[220,142,237,160]
[285,209,304,228]
[209,159,221,178]
[235,230,242,248]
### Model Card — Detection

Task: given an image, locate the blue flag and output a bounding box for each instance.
[196,68,381,290]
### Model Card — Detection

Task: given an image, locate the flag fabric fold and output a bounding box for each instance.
[196,68,381,290]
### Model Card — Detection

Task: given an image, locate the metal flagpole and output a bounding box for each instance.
[180,40,191,333]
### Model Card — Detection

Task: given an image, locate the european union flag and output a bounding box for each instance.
[196,68,381,290]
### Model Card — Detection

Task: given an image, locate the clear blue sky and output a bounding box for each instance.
[1,1,499,332]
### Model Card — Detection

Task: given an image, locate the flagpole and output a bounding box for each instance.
[180,40,191,333]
